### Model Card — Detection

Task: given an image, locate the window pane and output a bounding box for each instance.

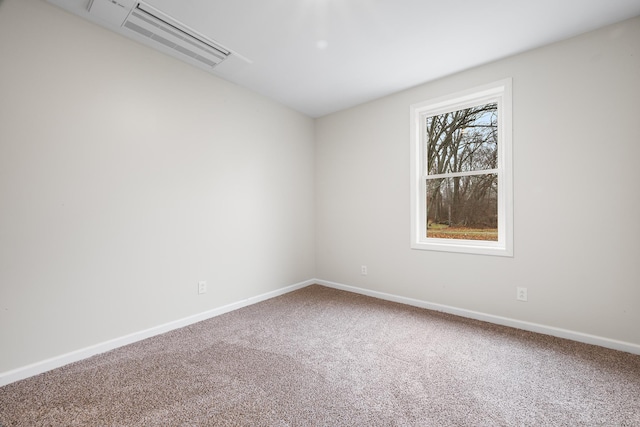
[426,174,498,241]
[425,103,497,175]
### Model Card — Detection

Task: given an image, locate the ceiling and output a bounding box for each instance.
[48,0,640,117]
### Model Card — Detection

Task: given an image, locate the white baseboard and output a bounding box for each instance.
[315,279,640,356]
[3,278,638,387]
[0,279,314,387]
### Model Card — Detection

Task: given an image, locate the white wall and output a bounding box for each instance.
[316,17,640,347]
[0,0,315,373]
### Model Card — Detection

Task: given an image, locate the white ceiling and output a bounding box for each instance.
[49,0,640,117]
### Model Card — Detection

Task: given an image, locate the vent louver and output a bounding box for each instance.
[88,0,231,68]
[123,4,229,67]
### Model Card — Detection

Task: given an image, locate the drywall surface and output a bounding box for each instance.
[0,0,315,372]
[316,16,640,346]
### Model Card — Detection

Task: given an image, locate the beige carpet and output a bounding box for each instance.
[1,285,639,426]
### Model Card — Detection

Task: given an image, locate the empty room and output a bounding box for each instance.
[1,0,639,425]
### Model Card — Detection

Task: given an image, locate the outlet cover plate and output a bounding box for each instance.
[198,281,207,294]
[516,286,527,301]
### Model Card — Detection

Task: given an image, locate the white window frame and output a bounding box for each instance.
[410,79,513,257]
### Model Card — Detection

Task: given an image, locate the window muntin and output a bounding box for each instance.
[410,79,512,256]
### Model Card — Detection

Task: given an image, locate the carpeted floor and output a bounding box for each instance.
[1,284,639,426]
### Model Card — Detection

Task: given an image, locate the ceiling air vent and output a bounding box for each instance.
[89,0,231,68]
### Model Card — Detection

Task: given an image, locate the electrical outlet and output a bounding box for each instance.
[198,281,207,294]
[361,265,368,276]
[516,287,527,302]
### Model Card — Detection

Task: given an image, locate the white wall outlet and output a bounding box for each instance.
[361,265,368,275]
[516,287,527,302]
[198,281,207,294]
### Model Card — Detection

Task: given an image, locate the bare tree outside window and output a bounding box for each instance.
[425,103,498,241]
[411,79,512,256]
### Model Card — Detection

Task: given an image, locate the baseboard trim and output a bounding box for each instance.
[3,277,638,387]
[0,279,314,387]
[315,279,640,356]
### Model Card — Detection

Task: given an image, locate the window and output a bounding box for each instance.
[410,79,513,256]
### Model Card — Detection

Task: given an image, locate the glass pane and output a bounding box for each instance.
[426,174,498,241]
[425,103,497,175]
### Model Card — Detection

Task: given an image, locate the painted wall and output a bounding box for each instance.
[0,0,315,373]
[316,17,640,346]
